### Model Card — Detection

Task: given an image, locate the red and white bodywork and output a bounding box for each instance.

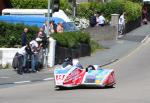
[54,65,115,89]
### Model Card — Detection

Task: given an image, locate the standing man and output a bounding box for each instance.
[118,12,126,35]
[21,28,28,47]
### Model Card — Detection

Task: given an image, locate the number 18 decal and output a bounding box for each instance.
[56,75,65,80]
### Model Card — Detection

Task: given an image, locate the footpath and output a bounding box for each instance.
[80,23,150,66]
[0,23,150,86]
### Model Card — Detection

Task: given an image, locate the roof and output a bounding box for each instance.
[2,9,71,22]
[2,9,48,15]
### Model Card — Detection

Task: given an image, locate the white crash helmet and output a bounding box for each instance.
[72,59,80,66]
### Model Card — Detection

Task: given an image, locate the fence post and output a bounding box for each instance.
[48,37,56,67]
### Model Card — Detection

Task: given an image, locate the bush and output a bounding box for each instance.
[77,0,141,22]
[124,1,142,21]
[10,0,142,23]
[11,0,47,9]
[0,22,39,47]
[103,0,125,20]
[52,31,90,48]
[90,40,105,53]
[0,22,101,53]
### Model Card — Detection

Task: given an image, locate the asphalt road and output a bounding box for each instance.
[0,37,150,103]
[1,23,150,87]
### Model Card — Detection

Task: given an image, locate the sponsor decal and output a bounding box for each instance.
[64,68,82,84]
[95,80,101,84]
[56,74,65,81]
[85,75,95,83]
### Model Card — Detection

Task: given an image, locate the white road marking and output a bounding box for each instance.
[0,77,9,79]
[141,35,149,43]
[14,81,31,84]
[43,78,54,81]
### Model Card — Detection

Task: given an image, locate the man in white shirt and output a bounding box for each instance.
[29,38,43,72]
[118,12,125,35]
[16,43,32,74]
[30,39,40,72]
[98,13,106,26]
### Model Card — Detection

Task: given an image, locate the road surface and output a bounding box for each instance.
[0,38,150,103]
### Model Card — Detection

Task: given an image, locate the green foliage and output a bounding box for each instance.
[124,1,142,21]
[60,0,72,15]
[90,40,101,53]
[52,31,90,48]
[77,2,102,19]
[0,22,100,52]
[77,0,141,22]
[103,0,125,20]
[0,22,39,47]
[11,0,47,9]
[11,0,72,15]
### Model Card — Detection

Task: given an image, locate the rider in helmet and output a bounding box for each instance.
[62,57,83,69]
[72,59,83,69]
[62,57,72,68]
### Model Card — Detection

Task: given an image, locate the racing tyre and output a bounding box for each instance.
[55,86,64,90]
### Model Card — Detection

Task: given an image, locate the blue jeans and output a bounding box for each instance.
[31,54,38,71]
[23,54,27,67]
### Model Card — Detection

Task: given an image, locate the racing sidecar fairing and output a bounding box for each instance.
[54,64,115,89]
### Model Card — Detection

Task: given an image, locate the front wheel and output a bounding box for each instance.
[55,86,64,90]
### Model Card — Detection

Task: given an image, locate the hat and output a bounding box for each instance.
[35,38,42,42]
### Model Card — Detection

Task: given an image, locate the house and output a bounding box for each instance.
[0,0,12,15]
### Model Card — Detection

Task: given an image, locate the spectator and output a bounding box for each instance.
[30,38,42,72]
[37,31,45,38]
[89,13,97,27]
[21,28,28,47]
[42,20,57,35]
[50,20,57,33]
[15,43,32,74]
[57,22,64,33]
[118,12,126,35]
[142,4,148,24]
[36,28,46,38]
[98,13,106,26]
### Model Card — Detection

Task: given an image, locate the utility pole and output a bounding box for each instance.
[46,0,60,68]
[73,0,76,17]
[45,0,52,69]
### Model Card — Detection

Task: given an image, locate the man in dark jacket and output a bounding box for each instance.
[21,28,28,46]
[90,14,97,27]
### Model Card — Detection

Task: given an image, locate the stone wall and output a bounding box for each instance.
[85,25,117,42]
[0,48,19,67]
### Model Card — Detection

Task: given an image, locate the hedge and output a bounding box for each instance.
[0,21,101,53]
[77,0,142,22]
[51,31,90,48]
[0,22,38,47]
[11,0,47,9]
[10,0,142,22]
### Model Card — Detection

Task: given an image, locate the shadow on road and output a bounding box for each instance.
[55,85,115,91]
